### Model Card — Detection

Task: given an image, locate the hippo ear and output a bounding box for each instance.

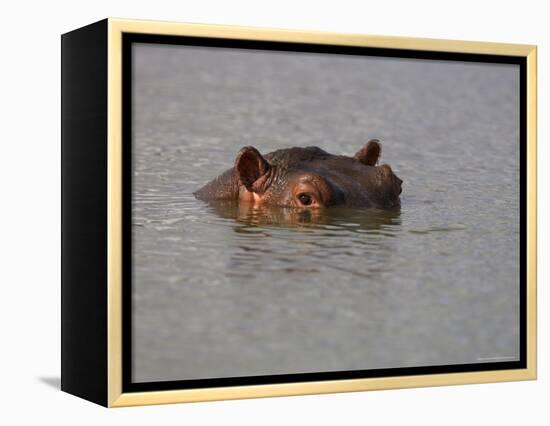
[354,139,381,166]
[235,146,271,193]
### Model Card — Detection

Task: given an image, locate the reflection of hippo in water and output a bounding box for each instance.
[205,199,402,230]
[194,139,402,209]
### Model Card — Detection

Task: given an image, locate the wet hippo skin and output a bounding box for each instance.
[194,139,403,209]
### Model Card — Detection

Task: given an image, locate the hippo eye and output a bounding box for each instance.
[297,193,313,206]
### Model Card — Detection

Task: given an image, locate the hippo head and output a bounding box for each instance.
[194,140,402,210]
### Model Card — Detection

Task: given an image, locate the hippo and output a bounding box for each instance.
[194,139,402,209]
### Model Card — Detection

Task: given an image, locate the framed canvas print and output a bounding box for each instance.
[61,18,537,407]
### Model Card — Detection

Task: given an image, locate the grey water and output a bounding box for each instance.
[132,44,520,382]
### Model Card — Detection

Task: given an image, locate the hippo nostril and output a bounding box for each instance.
[396,177,403,195]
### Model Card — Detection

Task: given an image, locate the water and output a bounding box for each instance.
[132,44,520,382]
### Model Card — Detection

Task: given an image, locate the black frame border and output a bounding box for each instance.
[61,19,109,406]
[121,33,527,394]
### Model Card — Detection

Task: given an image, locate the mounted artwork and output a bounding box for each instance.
[61,18,537,407]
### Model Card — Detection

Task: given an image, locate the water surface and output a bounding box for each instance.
[132,44,520,382]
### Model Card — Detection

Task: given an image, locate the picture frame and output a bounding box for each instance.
[61,17,537,407]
